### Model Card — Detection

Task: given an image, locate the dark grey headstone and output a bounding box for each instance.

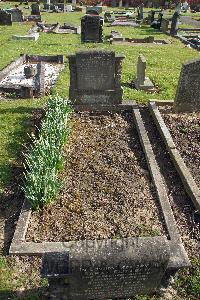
[174,58,200,112]
[68,50,125,104]
[76,51,115,91]
[0,9,12,25]
[6,9,23,22]
[170,12,179,35]
[81,15,103,42]
[31,3,40,15]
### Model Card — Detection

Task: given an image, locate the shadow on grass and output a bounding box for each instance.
[0,288,48,300]
[0,106,40,254]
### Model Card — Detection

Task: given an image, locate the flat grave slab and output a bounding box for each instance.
[0,54,64,98]
[110,35,171,46]
[32,22,81,34]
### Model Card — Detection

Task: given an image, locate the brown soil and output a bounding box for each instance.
[141,107,200,259]
[160,106,200,188]
[26,111,166,242]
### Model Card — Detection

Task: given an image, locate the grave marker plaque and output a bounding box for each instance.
[174,58,200,112]
[68,50,124,104]
[42,237,170,299]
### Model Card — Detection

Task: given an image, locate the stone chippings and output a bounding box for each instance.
[26,112,166,242]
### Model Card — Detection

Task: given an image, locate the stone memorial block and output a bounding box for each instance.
[0,10,12,25]
[42,237,170,299]
[31,3,40,15]
[135,54,154,91]
[174,58,200,112]
[72,0,77,8]
[68,50,125,104]
[119,0,123,8]
[7,9,23,22]
[161,19,169,33]
[81,15,103,43]
[170,12,179,35]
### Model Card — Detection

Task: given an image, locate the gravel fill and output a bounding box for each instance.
[141,107,200,259]
[160,106,200,188]
[26,111,166,242]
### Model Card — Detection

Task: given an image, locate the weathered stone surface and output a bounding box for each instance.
[41,237,170,299]
[31,3,40,15]
[0,9,12,25]
[86,6,102,14]
[81,15,103,42]
[174,58,200,112]
[12,33,39,41]
[135,55,154,91]
[170,12,179,35]
[5,8,23,22]
[161,19,169,33]
[68,50,124,104]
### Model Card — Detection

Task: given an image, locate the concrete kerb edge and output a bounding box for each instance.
[149,101,200,213]
[9,105,190,272]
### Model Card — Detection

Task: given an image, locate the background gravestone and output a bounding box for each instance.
[68,50,125,104]
[135,54,154,91]
[31,3,41,15]
[174,58,200,112]
[6,9,23,22]
[81,15,103,42]
[0,10,12,25]
[170,12,179,35]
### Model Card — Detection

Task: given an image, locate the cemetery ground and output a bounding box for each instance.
[0,2,199,299]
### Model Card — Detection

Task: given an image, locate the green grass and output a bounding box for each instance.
[0,2,199,299]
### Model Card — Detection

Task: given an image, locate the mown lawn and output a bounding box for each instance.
[0,2,199,299]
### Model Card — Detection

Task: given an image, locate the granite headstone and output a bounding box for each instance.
[174,58,200,112]
[68,50,125,104]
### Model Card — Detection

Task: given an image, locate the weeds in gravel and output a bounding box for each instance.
[23,95,72,210]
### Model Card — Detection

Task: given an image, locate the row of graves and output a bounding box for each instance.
[145,9,200,50]
[9,49,200,299]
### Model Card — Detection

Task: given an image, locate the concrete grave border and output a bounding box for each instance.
[0,54,64,98]
[149,101,200,213]
[9,103,190,290]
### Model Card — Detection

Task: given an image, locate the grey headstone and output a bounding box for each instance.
[31,3,40,15]
[0,9,12,25]
[135,55,154,91]
[174,58,200,112]
[111,0,116,8]
[68,50,125,104]
[81,15,103,42]
[161,19,169,33]
[6,9,23,22]
[170,12,179,35]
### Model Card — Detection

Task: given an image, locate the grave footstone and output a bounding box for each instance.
[41,237,170,299]
[135,55,154,91]
[0,10,12,25]
[174,58,200,112]
[81,15,103,43]
[68,50,125,104]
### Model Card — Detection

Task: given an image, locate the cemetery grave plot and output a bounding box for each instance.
[26,111,166,242]
[159,105,200,189]
[31,22,81,34]
[177,29,200,50]
[9,105,190,299]
[149,102,200,213]
[0,54,64,99]
[110,35,171,46]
